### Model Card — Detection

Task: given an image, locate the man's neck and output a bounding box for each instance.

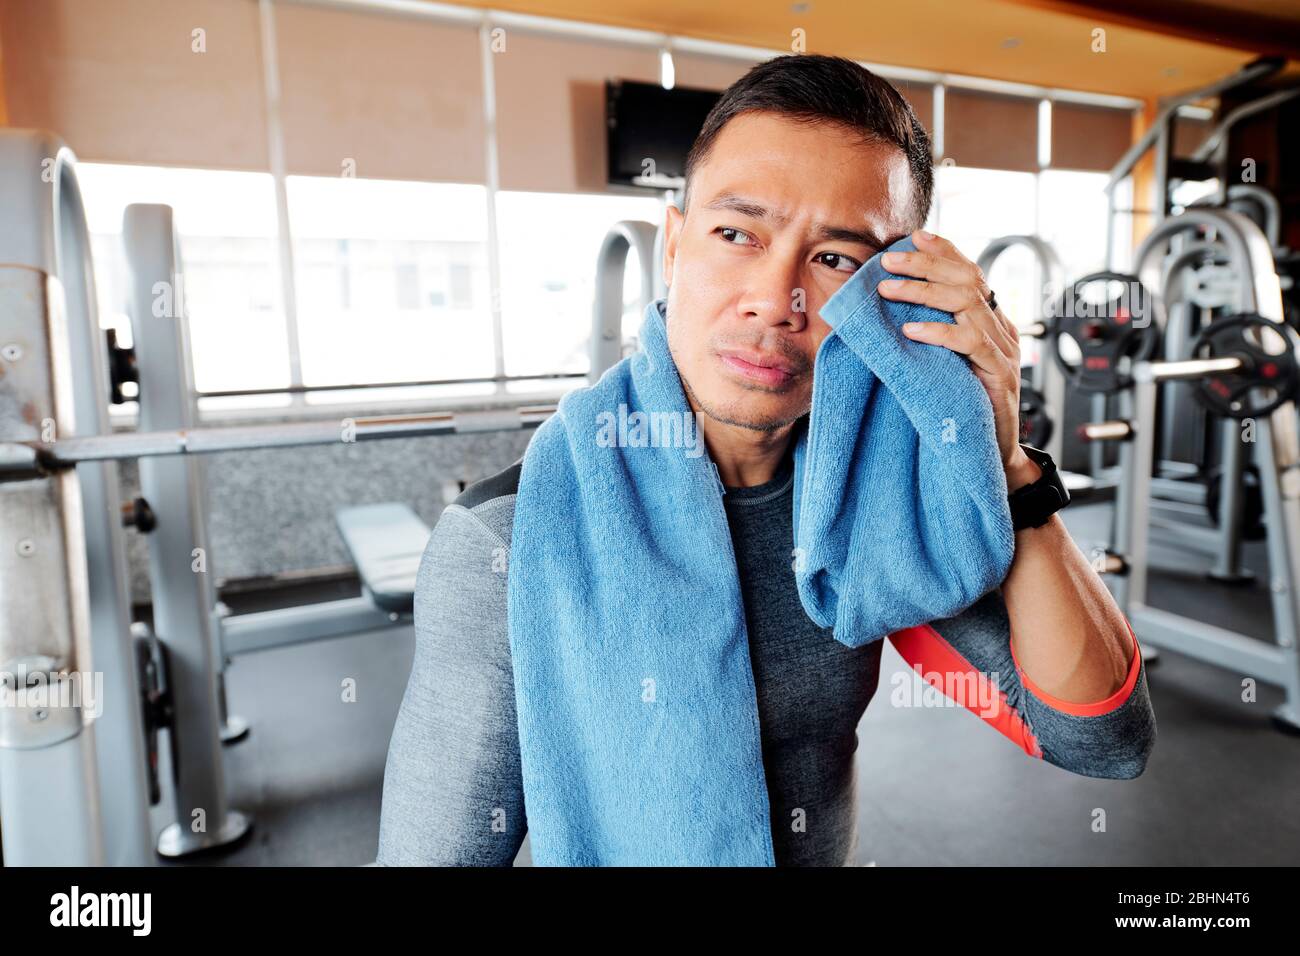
[696,413,798,488]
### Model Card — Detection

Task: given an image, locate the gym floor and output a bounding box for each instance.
[151,494,1300,867]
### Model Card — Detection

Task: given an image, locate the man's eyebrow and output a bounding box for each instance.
[702,193,788,224]
[810,222,891,252]
[701,193,891,251]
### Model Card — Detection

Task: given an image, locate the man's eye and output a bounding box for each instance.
[816,252,861,274]
[716,227,754,246]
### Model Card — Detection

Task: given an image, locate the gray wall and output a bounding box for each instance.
[118,422,533,605]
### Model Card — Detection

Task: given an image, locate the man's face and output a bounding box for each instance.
[662,110,916,431]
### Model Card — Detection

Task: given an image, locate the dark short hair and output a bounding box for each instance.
[682,54,934,229]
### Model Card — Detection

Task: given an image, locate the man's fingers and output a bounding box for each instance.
[904,230,993,297]
[878,277,980,311]
[899,319,1010,378]
[880,249,979,291]
[878,278,1017,360]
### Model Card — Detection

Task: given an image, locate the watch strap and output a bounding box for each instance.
[1008,443,1070,530]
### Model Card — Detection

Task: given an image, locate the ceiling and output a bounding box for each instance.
[438,0,1300,102]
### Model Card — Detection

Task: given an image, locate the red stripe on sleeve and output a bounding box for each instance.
[888,624,1043,759]
[1007,615,1142,718]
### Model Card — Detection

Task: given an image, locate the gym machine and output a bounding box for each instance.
[0,131,559,863]
[1045,208,1281,582]
[120,202,560,857]
[1129,208,1283,582]
[590,185,675,380]
[0,130,153,865]
[1059,207,1300,731]
[590,220,662,381]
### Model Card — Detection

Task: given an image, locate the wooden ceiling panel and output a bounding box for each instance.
[435,0,1297,100]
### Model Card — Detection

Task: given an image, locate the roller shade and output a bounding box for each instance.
[273,1,486,183]
[494,31,659,192]
[0,0,268,170]
[942,88,1038,171]
[672,53,933,139]
[892,79,935,136]
[1051,101,1134,171]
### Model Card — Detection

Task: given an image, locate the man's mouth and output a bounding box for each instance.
[717,348,798,388]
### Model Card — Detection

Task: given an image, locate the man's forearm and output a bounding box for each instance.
[1000,455,1134,704]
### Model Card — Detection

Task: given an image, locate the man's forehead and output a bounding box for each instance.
[692,113,913,231]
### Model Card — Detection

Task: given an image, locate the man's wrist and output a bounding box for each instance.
[1005,451,1044,493]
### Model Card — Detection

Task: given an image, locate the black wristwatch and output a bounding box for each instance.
[1007,443,1070,531]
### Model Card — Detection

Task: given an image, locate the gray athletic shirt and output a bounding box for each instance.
[377,445,1157,866]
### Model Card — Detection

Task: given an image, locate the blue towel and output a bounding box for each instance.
[506,235,1015,866]
[792,237,1016,642]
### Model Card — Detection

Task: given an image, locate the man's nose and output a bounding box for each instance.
[735,253,807,330]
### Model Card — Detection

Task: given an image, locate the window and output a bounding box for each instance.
[933,166,1041,363]
[68,30,1139,418]
[1038,169,1118,284]
[285,176,495,404]
[76,163,291,404]
[1170,177,1221,211]
[495,190,665,381]
[933,165,1039,261]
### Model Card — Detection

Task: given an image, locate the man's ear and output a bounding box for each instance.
[662,203,684,289]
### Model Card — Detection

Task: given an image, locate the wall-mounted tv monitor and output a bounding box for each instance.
[606,79,722,189]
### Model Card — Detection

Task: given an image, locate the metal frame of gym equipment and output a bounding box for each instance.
[1200,185,1286,253]
[135,206,661,699]
[1102,55,1287,275]
[976,235,1068,469]
[1063,204,1284,582]
[139,211,659,747]
[0,131,154,866]
[1086,208,1300,732]
[121,203,251,856]
[590,219,661,381]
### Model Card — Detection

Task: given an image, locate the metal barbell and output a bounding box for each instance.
[0,404,557,480]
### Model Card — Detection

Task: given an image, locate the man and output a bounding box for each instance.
[377,54,1156,867]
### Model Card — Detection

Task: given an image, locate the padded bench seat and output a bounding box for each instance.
[335,503,432,615]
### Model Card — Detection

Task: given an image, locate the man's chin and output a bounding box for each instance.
[694,390,808,433]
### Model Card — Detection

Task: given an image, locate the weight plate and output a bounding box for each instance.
[1049,272,1161,394]
[1189,313,1300,420]
[1018,382,1054,448]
